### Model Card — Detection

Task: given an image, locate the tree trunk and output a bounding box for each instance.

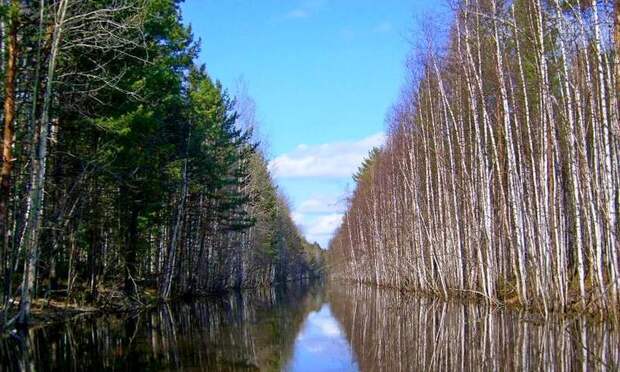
[613,0,620,140]
[18,0,70,326]
[0,0,18,298]
[123,198,139,296]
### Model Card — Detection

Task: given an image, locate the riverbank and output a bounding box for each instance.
[1,287,157,332]
[331,279,620,324]
[1,277,324,333]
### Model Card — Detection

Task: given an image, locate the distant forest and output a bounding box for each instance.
[329,0,619,314]
[0,0,323,327]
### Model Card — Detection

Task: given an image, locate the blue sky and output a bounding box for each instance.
[181,0,445,247]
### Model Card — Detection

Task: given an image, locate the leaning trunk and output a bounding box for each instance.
[18,0,70,325]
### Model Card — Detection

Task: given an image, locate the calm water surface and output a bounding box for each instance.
[1,283,618,371]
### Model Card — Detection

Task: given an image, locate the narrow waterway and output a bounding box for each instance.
[1,282,618,371]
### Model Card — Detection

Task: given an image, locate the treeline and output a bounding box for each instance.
[0,0,323,326]
[329,0,619,314]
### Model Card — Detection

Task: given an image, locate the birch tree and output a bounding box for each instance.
[329,0,619,314]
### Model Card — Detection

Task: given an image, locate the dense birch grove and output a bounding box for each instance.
[0,0,323,327]
[329,0,619,314]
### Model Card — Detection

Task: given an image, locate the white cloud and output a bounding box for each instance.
[315,318,341,337]
[373,21,393,33]
[304,343,327,353]
[269,132,385,178]
[283,0,329,20]
[298,196,345,214]
[310,308,344,337]
[291,211,305,225]
[285,9,309,19]
[306,213,343,239]
[293,198,346,247]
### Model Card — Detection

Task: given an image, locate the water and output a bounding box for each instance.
[1,283,618,371]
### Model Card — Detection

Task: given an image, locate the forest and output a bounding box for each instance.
[329,0,619,315]
[0,0,323,328]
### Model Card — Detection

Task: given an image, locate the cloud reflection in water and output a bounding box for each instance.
[286,304,358,372]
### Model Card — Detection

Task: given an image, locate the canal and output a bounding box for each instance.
[1,282,618,371]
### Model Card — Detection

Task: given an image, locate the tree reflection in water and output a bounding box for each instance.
[328,283,619,372]
[0,283,324,372]
[1,282,618,371]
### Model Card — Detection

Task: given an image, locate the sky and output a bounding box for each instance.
[181,0,446,247]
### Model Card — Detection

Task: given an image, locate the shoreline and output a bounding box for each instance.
[1,277,324,335]
[329,279,620,324]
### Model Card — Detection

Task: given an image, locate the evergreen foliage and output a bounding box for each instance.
[0,0,323,326]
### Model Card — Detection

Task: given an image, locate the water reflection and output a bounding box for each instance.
[0,283,324,372]
[1,282,618,371]
[328,284,619,372]
[285,304,357,372]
